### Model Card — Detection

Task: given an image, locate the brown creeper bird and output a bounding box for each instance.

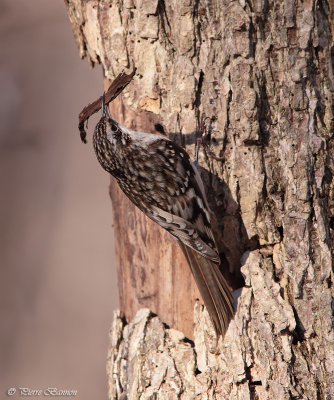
[90,94,234,335]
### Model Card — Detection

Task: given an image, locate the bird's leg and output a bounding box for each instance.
[199,115,224,162]
[194,114,208,164]
[195,136,202,164]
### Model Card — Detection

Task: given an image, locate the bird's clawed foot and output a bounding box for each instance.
[196,114,224,163]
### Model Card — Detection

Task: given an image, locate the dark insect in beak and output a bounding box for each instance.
[78,68,136,144]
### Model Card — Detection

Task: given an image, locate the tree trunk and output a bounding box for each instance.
[65,0,334,399]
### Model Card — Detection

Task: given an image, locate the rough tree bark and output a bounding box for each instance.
[65,0,334,399]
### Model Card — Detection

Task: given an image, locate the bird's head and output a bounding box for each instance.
[101,92,120,136]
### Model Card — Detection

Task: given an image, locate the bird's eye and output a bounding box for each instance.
[111,124,118,132]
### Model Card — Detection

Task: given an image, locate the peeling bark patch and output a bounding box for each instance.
[107,249,304,399]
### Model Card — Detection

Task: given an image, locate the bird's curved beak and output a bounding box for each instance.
[101,92,112,119]
[101,92,106,118]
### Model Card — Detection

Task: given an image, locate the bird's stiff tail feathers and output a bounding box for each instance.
[178,242,234,336]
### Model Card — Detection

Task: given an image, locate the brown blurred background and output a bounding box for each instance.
[0,1,118,398]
